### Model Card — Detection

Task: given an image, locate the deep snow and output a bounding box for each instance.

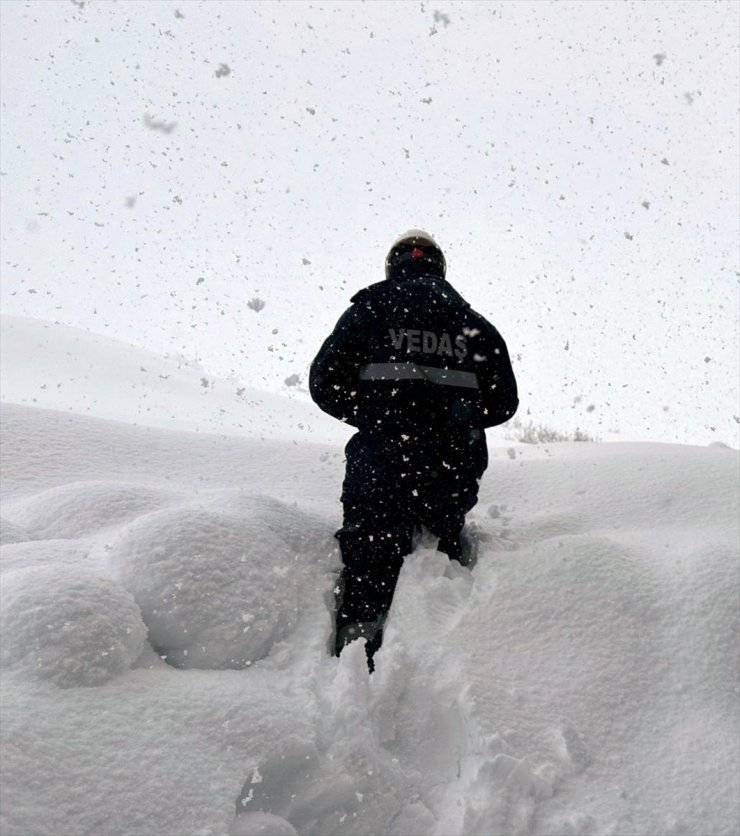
[0,319,738,836]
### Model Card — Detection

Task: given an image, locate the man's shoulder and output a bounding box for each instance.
[349,277,472,310]
[350,280,387,305]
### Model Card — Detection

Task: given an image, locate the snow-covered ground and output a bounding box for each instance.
[1,318,738,836]
[0,315,345,444]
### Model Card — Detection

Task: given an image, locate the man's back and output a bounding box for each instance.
[310,272,518,445]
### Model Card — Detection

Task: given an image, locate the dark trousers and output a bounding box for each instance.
[334,431,482,660]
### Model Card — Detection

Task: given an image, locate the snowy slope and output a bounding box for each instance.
[1,400,738,836]
[0,315,348,443]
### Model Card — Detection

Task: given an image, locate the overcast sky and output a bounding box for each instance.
[1,0,738,445]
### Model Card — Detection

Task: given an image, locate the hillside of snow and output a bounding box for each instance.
[1,392,738,836]
[0,315,347,443]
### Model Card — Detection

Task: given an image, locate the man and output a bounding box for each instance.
[310,230,518,670]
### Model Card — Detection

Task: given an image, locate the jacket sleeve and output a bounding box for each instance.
[475,319,519,428]
[309,305,366,426]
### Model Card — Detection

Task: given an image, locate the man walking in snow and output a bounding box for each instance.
[310,230,518,670]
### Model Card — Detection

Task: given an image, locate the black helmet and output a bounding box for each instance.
[385,229,446,281]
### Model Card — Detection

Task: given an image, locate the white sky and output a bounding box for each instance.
[1,0,738,445]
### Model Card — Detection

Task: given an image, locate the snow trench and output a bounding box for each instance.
[231,536,564,836]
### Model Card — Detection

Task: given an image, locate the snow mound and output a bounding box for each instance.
[0,539,94,575]
[100,500,320,669]
[477,533,663,709]
[190,492,331,556]
[0,518,32,545]
[0,566,147,687]
[3,481,177,540]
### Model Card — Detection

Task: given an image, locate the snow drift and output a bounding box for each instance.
[0,314,346,443]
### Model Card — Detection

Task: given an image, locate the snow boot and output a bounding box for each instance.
[335,620,384,673]
[335,621,379,652]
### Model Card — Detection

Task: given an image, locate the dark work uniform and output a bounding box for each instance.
[310,272,518,663]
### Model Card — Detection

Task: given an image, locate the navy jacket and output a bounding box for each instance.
[310,275,518,474]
